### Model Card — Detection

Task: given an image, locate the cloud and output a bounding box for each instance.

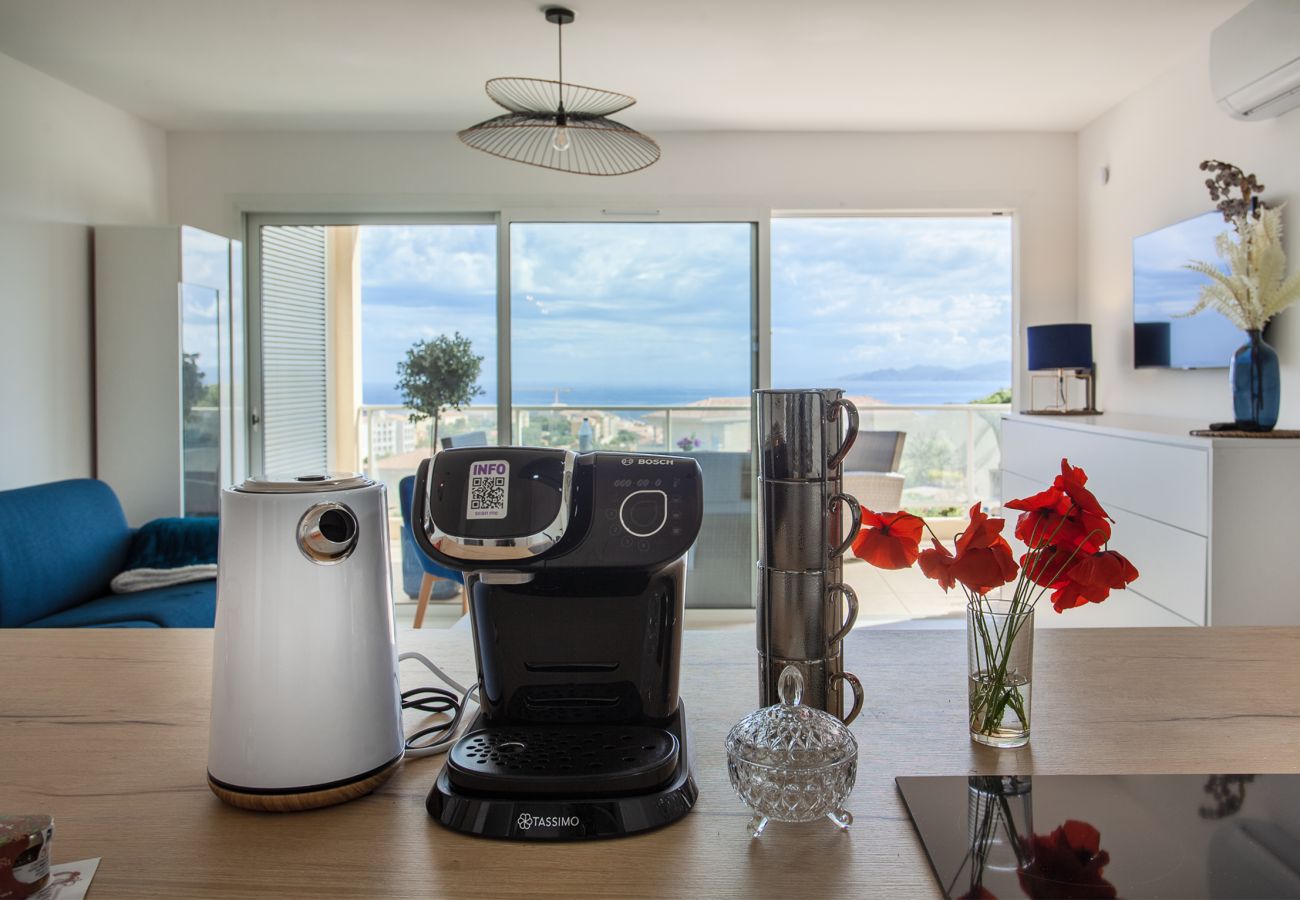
[772,217,1012,383]
[357,218,1012,400]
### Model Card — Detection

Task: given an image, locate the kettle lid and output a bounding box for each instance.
[235,473,373,494]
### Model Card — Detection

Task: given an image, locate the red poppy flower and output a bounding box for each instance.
[1055,460,1112,523]
[918,539,958,591]
[1017,820,1117,899]
[955,502,1008,554]
[1006,483,1110,553]
[957,888,997,900]
[1049,550,1140,612]
[1019,545,1068,590]
[950,539,1019,596]
[922,504,1019,595]
[851,509,924,569]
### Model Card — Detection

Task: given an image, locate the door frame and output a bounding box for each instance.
[244,212,494,475]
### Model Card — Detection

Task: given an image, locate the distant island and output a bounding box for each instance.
[838,361,1010,382]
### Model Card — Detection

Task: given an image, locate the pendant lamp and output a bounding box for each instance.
[458,7,660,176]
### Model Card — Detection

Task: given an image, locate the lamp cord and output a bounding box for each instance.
[556,16,565,113]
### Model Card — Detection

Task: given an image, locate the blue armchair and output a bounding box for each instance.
[398,475,465,627]
[0,479,217,628]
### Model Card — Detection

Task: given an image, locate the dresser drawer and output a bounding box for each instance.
[1001,418,1209,535]
[1035,592,1196,628]
[1001,471,1207,625]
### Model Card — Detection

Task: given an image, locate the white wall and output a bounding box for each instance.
[167,129,1078,400]
[1078,48,1300,425]
[0,52,168,491]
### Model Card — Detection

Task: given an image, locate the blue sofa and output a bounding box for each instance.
[0,479,217,628]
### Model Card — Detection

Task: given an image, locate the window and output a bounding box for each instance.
[771,216,1013,511]
[509,221,756,607]
[358,223,498,454]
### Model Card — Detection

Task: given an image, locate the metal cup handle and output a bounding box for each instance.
[827,492,862,558]
[826,398,860,470]
[831,671,864,725]
[825,583,859,649]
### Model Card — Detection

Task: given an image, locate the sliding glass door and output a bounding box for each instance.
[509,221,757,607]
[771,215,1013,512]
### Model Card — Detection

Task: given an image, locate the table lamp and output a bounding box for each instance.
[1024,323,1100,415]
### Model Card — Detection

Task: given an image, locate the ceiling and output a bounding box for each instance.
[0,0,1249,132]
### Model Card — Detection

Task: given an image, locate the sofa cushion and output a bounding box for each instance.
[23,580,216,628]
[0,479,132,627]
[121,517,219,570]
[111,516,219,594]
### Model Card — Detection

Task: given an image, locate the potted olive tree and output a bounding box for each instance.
[396,332,484,451]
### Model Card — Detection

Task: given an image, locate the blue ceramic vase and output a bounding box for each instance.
[1230,329,1280,431]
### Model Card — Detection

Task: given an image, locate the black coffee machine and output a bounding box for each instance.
[411,446,703,841]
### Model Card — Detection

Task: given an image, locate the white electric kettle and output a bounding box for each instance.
[207,473,404,812]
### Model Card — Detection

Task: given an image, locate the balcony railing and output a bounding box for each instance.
[355,401,1010,513]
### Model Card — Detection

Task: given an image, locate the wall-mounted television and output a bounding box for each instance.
[1133,210,1242,369]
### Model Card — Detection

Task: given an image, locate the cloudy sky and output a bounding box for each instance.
[772,217,1011,384]
[358,217,1012,404]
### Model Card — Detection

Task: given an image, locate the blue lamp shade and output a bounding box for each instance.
[1027,324,1093,371]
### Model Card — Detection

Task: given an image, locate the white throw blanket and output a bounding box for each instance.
[110,564,217,594]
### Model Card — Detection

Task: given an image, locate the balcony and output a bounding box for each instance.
[357,401,1009,625]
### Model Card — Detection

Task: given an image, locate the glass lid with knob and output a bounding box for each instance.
[727,666,858,770]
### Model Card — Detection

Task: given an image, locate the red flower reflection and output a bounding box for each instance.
[851,509,924,569]
[1017,820,1117,899]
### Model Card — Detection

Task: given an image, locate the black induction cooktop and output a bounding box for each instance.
[896,774,1300,899]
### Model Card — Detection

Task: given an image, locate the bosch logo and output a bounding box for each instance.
[636,458,674,466]
[516,813,581,831]
[621,458,634,466]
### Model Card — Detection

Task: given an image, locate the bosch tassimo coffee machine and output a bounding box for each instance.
[412,447,703,840]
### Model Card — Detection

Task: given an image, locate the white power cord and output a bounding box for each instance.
[398,651,480,758]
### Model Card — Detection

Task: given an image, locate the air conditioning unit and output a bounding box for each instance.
[1210,0,1300,120]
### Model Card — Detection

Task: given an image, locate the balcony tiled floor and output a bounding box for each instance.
[840,557,966,629]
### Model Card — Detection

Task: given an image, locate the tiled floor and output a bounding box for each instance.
[840,557,966,628]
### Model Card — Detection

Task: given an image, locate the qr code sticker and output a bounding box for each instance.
[467,460,509,520]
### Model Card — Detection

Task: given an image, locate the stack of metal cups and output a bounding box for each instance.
[755,389,866,724]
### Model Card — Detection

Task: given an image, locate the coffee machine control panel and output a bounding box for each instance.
[562,452,703,570]
[414,447,703,573]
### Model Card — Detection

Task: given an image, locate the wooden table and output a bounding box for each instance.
[3,626,1299,898]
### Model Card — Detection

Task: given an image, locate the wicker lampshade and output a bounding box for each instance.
[458,8,660,176]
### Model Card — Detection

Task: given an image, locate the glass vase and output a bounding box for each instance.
[967,598,1033,748]
[1231,329,1280,431]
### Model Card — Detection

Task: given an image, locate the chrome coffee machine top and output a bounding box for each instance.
[412,447,703,840]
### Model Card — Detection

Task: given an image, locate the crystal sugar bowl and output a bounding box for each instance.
[725,665,858,838]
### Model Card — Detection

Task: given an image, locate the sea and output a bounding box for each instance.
[362,380,1008,408]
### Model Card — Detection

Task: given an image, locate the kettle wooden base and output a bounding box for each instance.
[208,755,403,813]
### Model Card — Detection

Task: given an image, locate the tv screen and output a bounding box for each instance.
[1133,210,1241,369]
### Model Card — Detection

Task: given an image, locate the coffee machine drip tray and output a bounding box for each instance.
[447,725,679,797]
[428,703,698,841]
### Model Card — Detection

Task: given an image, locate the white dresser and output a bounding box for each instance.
[1000,413,1300,627]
